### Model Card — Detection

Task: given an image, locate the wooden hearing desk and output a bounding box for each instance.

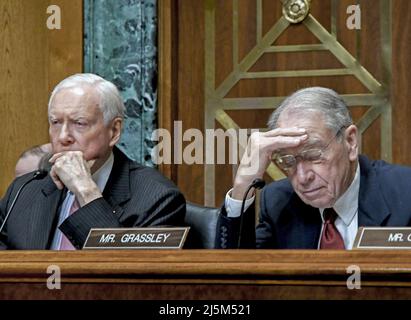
[0,250,410,299]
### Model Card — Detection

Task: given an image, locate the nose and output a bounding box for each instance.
[294,160,314,185]
[57,123,74,146]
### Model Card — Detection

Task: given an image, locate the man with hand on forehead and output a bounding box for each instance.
[217,86,411,250]
[0,73,185,250]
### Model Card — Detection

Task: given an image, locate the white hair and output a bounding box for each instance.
[48,73,125,124]
[267,87,353,135]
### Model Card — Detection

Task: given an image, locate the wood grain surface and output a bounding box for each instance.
[0,250,411,299]
[159,0,411,206]
[0,0,82,196]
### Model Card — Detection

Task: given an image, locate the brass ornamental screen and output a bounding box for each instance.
[204,0,391,206]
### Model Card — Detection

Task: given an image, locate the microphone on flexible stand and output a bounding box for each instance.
[237,178,266,248]
[0,169,48,235]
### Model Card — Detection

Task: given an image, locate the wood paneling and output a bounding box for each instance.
[176,0,205,204]
[0,0,82,196]
[158,0,178,182]
[215,0,233,87]
[1,250,411,299]
[392,0,411,165]
[159,0,411,206]
[227,76,369,98]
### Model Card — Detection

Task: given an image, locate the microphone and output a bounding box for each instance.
[237,178,266,248]
[0,169,48,235]
[33,169,48,179]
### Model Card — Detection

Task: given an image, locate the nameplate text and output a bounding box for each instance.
[353,227,411,249]
[83,227,190,249]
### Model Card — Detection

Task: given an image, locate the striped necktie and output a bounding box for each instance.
[59,198,79,250]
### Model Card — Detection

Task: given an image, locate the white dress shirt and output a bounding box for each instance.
[50,152,114,249]
[225,164,360,250]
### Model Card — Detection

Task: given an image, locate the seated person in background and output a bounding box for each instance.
[15,143,52,177]
[217,86,411,250]
[0,73,185,249]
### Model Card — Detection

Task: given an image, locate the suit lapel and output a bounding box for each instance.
[102,148,131,217]
[17,148,134,249]
[357,156,391,226]
[25,176,64,249]
[35,148,134,248]
[283,193,322,249]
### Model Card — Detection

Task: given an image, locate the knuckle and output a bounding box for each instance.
[250,131,260,140]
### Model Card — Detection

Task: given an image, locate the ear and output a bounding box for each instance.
[344,124,358,161]
[108,117,123,147]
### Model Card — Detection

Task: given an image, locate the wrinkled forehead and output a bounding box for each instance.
[277,109,335,154]
[277,133,331,156]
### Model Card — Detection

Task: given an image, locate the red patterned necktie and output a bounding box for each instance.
[59,198,79,250]
[319,208,345,249]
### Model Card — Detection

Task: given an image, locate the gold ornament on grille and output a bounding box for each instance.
[282,0,311,24]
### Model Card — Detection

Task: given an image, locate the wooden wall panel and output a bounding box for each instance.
[227,76,369,97]
[250,51,344,71]
[215,0,233,87]
[158,0,178,182]
[160,0,411,206]
[392,0,411,165]
[0,0,83,196]
[238,0,256,61]
[176,0,205,204]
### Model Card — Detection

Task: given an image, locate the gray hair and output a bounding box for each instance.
[267,87,353,134]
[48,73,125,124]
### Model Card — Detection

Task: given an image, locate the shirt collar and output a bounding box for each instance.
[320,162,360,226]
[91,152,114,193]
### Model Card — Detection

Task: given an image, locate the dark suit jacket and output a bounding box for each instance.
[216,155,411,249]
[0,147,186,249]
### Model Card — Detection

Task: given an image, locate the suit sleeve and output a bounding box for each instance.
[255,187,277,248]
[0,180,19,250]
[215,203,256,249]
[59,187,186,249]
[215,187,278,249]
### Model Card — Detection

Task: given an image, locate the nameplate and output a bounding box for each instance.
[83,227,190,249]
[353,227,411,249]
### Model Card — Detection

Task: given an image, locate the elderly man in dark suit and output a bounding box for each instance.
[217,87,411,249]
[0,73,185,249]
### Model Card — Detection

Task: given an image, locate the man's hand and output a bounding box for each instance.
[49,151,102,207]
[231,128,308,200]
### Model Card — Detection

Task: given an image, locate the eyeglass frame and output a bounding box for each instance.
[271,126,348,174]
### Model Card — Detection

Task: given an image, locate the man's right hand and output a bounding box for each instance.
[231,127,308,200]
[49,151,101,207]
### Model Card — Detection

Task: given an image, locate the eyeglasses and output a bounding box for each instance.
[272,127,346,173]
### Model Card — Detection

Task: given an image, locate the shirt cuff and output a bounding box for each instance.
[224,188,255,218]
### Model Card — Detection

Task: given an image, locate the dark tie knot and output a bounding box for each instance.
[323,208,338,223]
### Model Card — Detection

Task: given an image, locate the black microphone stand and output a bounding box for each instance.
[0,170,48,235]
[237,178,265,248]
